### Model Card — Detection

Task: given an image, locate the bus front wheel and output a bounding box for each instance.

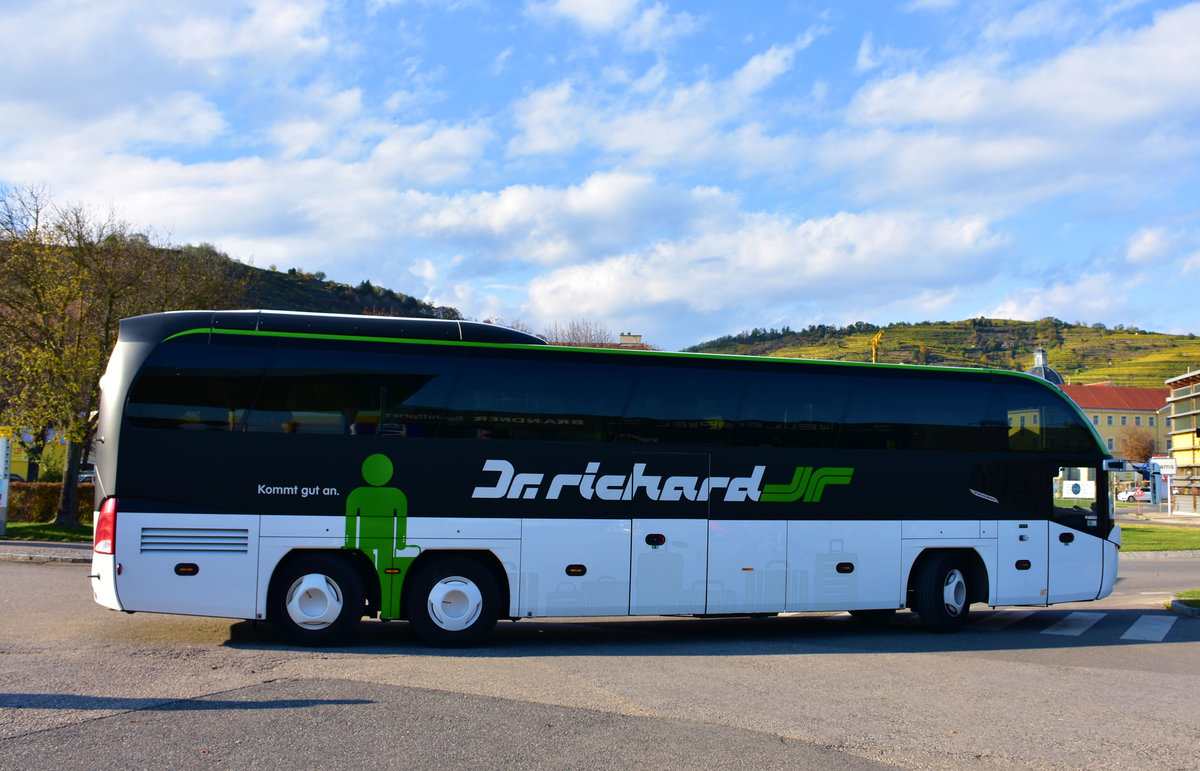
[914,552,971,632]
[268,553,365,647]
[405,555,499,647]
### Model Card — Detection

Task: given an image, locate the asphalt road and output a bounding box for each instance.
[1,555,1198,769]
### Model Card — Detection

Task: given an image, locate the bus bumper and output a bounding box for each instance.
[90,551,123,611]
[1099,528,1120,600]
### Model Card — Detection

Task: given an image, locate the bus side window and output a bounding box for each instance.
[732,370,844,448]
[246,372,380,434]
[380,367,458,438]
[618,366,744,445]
[125,342,264,432]
[1000,383,1097,453]
[839,376,992,452]
[439,356,630,442]
[244,347,455,435]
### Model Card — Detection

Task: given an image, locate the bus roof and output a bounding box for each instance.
[118,309,547,346]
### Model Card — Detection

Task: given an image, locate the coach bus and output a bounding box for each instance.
[90,310,1121,646]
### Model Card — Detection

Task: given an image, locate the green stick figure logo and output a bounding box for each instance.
[344,453,419,619]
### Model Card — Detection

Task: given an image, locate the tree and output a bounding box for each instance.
[483,317,540,337]
[543,319,615,347]
[0,186,247,525]
[1116,426,1155,462]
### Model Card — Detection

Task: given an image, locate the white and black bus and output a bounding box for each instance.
[90,310,1121,646]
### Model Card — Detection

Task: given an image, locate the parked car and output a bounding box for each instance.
[1117,487,1152,502]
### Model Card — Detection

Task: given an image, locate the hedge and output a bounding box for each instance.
[6,482,96,523]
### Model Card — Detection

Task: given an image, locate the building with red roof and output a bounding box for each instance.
[1059,382,1169,455]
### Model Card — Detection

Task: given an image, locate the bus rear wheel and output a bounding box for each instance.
[268,553,365,647]
[405,555,499,647]
[914,552,971,632]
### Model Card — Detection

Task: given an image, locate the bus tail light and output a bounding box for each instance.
[95,498,117,555]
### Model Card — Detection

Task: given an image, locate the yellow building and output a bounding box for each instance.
[1058,383,1169,455]
[1165,369,1200,512]
[0,428,30,480]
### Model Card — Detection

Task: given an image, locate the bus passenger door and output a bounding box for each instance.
[1048,522,1103,602]
[1047,467,1104,603]
[995,520,1048,606]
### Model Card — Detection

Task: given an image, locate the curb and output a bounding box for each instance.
[0,550,91,564]
[1171,599,1200,619]
[0,539,93,565]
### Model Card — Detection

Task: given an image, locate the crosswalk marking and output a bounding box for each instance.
[1121,615,1177,642]
[1042,611,1105,636]
[808,609,1182,641]
[973,610,1036,629]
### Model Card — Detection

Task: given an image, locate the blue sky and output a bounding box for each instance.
[3,0,1200,349]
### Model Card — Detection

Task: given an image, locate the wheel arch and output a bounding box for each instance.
[905,546,990,610]
[268,548,381,620]
[400,548,511,621]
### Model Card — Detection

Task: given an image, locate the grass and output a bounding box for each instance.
[1119,523,1200,551]
[1176,588,1200,609]
[2,521,92,542]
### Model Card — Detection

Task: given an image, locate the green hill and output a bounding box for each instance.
[182,244,461,320]
[687,318,1200,388]
[241,265,461,320]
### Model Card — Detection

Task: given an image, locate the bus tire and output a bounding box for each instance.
[405,555,499,647]
[268,553,365,647]
[914,552,971,632]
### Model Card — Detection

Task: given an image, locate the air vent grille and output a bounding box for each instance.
[140,527,250,553]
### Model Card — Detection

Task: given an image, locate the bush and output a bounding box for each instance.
[6,482,96,523]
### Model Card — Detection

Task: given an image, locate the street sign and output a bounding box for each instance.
[1152,457,1177,476]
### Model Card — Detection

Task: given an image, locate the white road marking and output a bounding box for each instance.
[1120,614,1177,642]
[1042,611,1105,636]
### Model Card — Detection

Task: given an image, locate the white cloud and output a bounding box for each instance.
[980,274,1123,323]
[367,121,492,184]
[850,5,1200,128]
[731,38,802,96]
[491,46,514,75]
[394,171,737,267]
[507,81,587,156]
[269,87,364,159]
[508,32,821,174]
[525,210,1001,320]
[982,0,1084,42]
[831,5,1200,208]
[904,0,959,10]
[1125,227,1169,264]
[620,3,701,52]
[146,0,330,66]
[855,32,923,74]
[525,0,641,32]
[0,93,228,165]
[856,33,880,72]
